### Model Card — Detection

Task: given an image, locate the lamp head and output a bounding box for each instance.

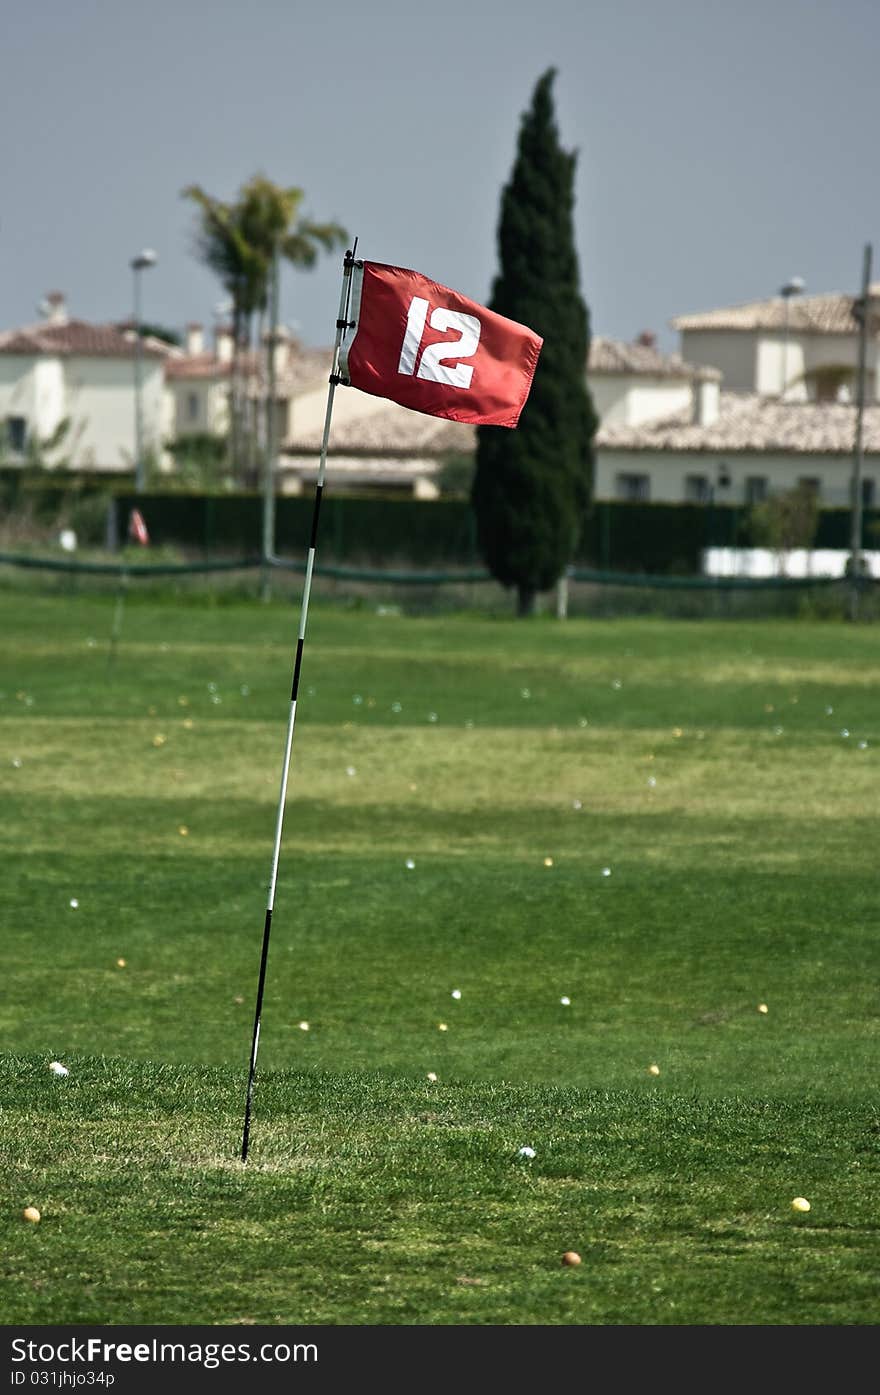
[780,276,805,298]
[131,249,158,271]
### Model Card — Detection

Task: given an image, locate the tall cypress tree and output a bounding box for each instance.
[471,69,598,616]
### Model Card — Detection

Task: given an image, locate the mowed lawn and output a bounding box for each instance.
[1,589,878,1325]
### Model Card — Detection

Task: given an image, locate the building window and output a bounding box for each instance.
[862,478,875,507]
[615,472,650,502]
[745,476,767,504]
[4,416,27,452]
[186,393,199,422]
[684,474,710,503]
[798,477,821,500]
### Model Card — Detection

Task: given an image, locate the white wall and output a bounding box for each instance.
[2,352,165,471]
[704,547,880,578]
[0,356,40,433]
[799,332,877,399]
[588,375,692,427]
[678,330,758,393]
[33,359,67,437]
[63,356,164,471]
[755,331,879,399]
[0,356,69,452]
[684,327,878,400]
[756,336,806,398]
[288,380,405,440]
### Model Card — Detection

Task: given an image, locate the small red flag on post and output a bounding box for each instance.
[128,507,149,545]
[339,261,543,428]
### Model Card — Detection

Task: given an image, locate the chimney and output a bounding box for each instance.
[42,291,68,325]
[186,322,204,356]
[215,323,234,364]
[692,375,720,427]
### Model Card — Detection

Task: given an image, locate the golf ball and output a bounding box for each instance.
[22,1207,41,1224]
[791,1197,811,1213]
[561,1251,581,1267]
[48,1061,69,1076]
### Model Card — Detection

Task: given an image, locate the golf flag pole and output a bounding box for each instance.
[241,247,358,1163]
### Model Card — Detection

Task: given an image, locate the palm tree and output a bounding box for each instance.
[182,174,348,483]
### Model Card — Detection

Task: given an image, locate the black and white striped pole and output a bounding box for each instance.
[241,247,359,1162]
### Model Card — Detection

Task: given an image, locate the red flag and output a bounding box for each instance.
[339,261,543,428]
[128,507,149,546]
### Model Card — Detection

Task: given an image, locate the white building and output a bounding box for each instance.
[599,285,880,505]
[164,321,331,444]
[672,286,880,402]
[0,293,168,472]
[597,393,880,507]
[276,314,880,509]
[3,280,877,511]
[276,332,721,498]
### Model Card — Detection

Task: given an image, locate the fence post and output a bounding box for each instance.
[556,568,570,619]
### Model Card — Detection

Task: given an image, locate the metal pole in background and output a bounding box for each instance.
[849,243,873,622]
[131,250,157,494]
[261,240,281,601]
[779,276,805,400]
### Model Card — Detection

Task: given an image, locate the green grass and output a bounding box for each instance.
[1,591,879,1325]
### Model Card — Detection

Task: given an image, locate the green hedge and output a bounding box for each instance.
[3,472,876,576]
[111,494,880,574]
[112,493,482,565]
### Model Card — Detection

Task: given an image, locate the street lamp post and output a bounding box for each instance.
[261,238,281,602]
[131,249,157,493]
[849,243,874,622]
[779,276,805,400]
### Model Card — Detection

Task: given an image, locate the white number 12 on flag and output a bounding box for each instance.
[397,297,482,389]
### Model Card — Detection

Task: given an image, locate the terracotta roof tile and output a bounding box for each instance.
[588,336,719,380]
[165,343,330,393]
[671,287,880,335]
[598,391,880,454]
[0,319,167,358]
[289,394,476,454]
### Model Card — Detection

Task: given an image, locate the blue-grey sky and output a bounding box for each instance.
[4,0,878,355]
